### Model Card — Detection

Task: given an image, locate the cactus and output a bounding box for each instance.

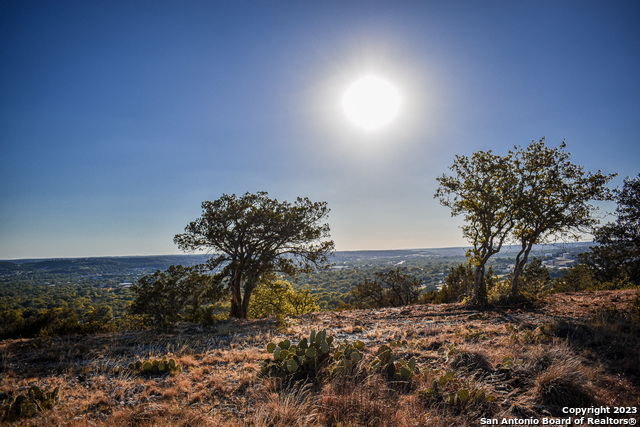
[1,386,59,421]
[129,357,180,376]
[329,339,364,377]
[370,344,420,382]
[261,329,335,384]
[418,369,496,406]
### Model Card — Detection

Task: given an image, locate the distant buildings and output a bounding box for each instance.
[542,255,576,269]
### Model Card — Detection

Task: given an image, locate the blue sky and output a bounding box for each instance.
[1,1,639,259]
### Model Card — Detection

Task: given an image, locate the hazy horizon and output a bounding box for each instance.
[1,241,597,263]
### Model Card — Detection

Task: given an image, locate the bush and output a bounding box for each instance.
[350,268,422,309]
[250,277,319,319]
[131,264,226,330]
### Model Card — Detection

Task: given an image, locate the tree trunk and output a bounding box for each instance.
[511,241,534,297]
[241,284,254,320]
[229,269,246,319]
[472,264,487,306]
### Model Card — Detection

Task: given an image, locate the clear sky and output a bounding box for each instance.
[1,1,639,260]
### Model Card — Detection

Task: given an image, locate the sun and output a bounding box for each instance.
[342,75,400,131]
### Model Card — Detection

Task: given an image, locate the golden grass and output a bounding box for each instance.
[1,289,639,426]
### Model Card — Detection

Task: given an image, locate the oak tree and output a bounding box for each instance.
[509,139,615,296]
[174,192,334,319]
[435,150,518,305]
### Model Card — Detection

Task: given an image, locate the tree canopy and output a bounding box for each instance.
[173,192,334,319]
[435,150,518,305]
[435,138,615,305]
[130,264,226,329]
[350,268,423,309]
[580,174,640,286]
[508,139,615,295]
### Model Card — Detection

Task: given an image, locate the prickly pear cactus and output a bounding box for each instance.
[261,329,335,384]
[329,339,365,377]
[370,344,420,381]
[1,386,60,421]
[129,357,180,376]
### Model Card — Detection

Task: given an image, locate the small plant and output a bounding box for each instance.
[509,323,556,344]
[370,344,419,381]
[436,343,457,362]
[496,355,518,371]
[261,329,334,384]
[419,369,495,407]
[129,357,180,376]
[329,339,365,377]
[1,386,59,421]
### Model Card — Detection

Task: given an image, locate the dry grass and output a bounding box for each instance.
[1,289,639,426]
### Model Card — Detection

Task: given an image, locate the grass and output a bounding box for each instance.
[1,289,639,426]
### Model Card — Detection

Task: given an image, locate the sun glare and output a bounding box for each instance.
[342,75,400,131]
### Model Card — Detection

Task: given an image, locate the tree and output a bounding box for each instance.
[436,139,615,305]
[350,277,387,309]
[520,258,552,299]
[350,268,422,308]
[508,139,615,296]
[580,174,640,286]
[555,263,596,293]
[438,263,474,303]
[174,192,334,319]
[435,150,519,305]
[131,265,226,329]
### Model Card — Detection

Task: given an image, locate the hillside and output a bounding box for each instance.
[1,289,638,426]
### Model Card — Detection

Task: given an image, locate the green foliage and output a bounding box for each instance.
[174,192,334,319]
[554,264,597,292]
[350,268,423,309]
[435,138,615,304]
[131,264,226,330]
[419,370,495,407]
[488,278,512,305]
[250,277,319,318]
[1,386,59,421]
[437,263,474,303]
[580,174,640,286]
[329,339,365,377]
[520,258,553,300]
[128,357,180,376]
[508,139,615,296]
[261,329,335,384]
[370,341,419,381]
[435,149,519,305]
[261,330,421,389]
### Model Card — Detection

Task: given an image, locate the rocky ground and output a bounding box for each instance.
[1,289,639,426]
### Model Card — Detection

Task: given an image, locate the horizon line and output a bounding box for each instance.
[1,241,595,263]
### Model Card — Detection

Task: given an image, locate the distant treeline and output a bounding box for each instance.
[0,241,628,340]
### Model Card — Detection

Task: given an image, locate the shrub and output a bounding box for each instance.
[250,277,319,319]
[350,268,422,309]
[131,265,226,330]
